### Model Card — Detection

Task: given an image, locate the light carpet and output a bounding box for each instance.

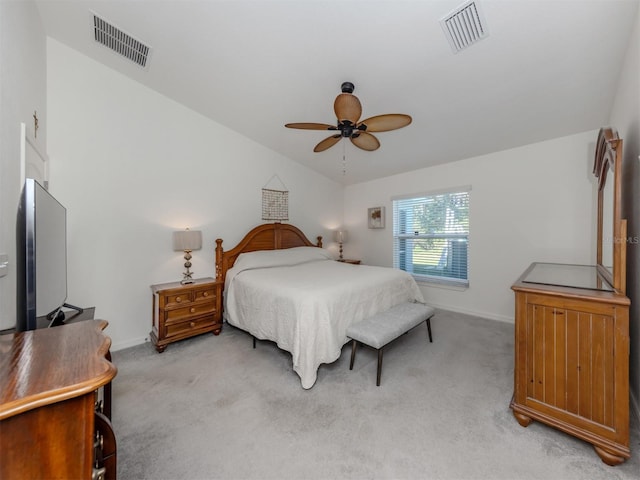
[111,310,639,480]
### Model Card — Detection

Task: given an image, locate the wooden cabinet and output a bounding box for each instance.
[0,320,117,479]
[150,277,222,352]
[511,263,630,465]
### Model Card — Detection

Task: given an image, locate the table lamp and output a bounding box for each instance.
[334,229,348,260]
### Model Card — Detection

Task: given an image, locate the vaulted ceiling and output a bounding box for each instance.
[35,0,639,184]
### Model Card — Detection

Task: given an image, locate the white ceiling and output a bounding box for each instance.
[34,0,638,185]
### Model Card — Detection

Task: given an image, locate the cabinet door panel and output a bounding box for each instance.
[531,305,545,401]
[565,310,580,415]
[526,304,616,428]
[525,303,536,399]
[542,307,556,405]
[591,314,614,427]
[554,309,567,411]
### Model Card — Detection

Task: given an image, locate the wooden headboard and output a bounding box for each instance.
[215,223,323,283]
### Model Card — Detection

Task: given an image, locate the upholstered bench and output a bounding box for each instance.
[346,302,434,386]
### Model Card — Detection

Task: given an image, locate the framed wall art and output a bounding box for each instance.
[368,206,385,229]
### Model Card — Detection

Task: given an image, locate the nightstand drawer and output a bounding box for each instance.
[165,316,216,338]
[164,292,193,308]
[165,302,216,322]
[194,286,217,303]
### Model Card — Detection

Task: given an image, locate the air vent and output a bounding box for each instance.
[440,1,488,53]
[93,14,151,68]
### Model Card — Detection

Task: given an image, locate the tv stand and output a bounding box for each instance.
[48,309,66,327]
[46,303,89,328]
[63,302,84,315]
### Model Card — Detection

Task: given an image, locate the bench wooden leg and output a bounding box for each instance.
[426,317,433,343]
[376,348,383,386]
[349,339,357,370]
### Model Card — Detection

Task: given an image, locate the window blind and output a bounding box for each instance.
[393,188,470,286]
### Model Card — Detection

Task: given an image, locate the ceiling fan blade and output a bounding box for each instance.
[351,132,380,151]
[285,122,337,130]
[334,93,362,124]
[358,114,412,132]
[314,135,342,152]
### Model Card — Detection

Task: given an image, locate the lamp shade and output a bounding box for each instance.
[334,229,348,244]
[173,229,202,251]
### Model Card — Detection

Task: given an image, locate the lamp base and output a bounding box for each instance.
[181,251,194,284]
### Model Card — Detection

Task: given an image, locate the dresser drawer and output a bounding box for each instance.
[165,302,216,322]
[165,315,216,338]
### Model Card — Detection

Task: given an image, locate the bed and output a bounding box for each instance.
[215,223,425,389]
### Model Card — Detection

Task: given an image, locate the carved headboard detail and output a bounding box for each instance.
[215,223,323,284]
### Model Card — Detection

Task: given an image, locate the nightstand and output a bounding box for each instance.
[337,259,361,265]
[150,277,222,352]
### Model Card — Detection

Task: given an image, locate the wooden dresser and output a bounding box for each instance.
[0,320,117,479]
[150,277,222,352]
[510,128,631,466]
[511,263,630,465]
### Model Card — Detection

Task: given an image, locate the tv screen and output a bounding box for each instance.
[16,178,68,332]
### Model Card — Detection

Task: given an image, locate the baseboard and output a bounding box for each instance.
[110,336,148,352]
[427,302,514,324]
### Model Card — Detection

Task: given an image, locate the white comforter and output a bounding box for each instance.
[224,247,424,388]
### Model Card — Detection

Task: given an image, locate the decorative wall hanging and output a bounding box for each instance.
[368,206,385,229]
[262,174,289,222]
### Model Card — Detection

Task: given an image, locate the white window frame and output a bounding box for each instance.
[392,186,470,287]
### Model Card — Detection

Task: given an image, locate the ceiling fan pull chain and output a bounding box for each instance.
[342,141,347,176]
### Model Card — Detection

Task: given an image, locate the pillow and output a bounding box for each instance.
[232,246,333,272]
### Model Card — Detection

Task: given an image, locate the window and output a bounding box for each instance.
[393,187,470,286]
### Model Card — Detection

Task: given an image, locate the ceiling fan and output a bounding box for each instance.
[285,82,412,153]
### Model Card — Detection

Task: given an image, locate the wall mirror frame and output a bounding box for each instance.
[593,127,627,294]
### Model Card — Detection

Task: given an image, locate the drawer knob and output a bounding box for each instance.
[190,322,195,328]
[176,296,182,303]
[190,307,196,313]
[203,292,209,297]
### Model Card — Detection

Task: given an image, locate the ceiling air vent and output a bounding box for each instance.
[93,14,151,68]
[440,1,488,53]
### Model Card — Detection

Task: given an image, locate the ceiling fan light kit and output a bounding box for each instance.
[285,82,411,153]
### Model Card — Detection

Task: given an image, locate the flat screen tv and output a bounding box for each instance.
[16,178,68,331]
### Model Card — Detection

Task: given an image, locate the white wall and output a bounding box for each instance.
[344,131,598,322]
[608,5,640,420]
[46,39,343,350]
[0,1,47,330]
